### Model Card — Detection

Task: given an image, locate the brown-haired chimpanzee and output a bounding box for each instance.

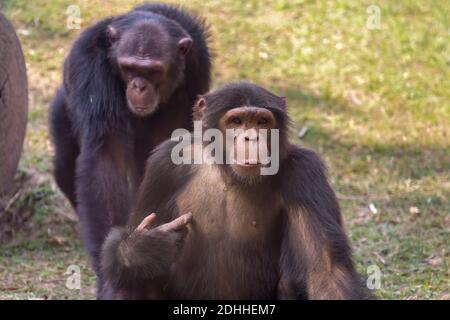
[101,82,371,299]
[49,3,210,298]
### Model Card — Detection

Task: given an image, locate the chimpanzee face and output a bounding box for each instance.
[108,21,192,117]
[218,106,277,178]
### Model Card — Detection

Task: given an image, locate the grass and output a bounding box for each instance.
[0,0,448,299]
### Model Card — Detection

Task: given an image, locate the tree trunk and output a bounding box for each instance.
[0,12,28,213]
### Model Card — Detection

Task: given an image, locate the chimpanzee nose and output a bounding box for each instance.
[132,79,147,93]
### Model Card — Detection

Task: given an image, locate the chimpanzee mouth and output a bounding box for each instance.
[128,100,159,116]
[135,107,150,112]
[233,160,262,167]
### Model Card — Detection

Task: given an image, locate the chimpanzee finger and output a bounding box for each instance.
[136,213,157,231]
[157,212,193,232]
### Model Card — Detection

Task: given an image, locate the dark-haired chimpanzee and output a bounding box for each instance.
[101,82,371,300]
[49,3,210,298]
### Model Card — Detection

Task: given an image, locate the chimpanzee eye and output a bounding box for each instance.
[231,117,242,125]
[258,117,268,125]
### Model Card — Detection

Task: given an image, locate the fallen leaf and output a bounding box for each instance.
[348,90,363,106]
[47,235,69,246]
[369,203,378,214]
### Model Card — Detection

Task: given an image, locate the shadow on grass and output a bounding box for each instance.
[277,86,450,180]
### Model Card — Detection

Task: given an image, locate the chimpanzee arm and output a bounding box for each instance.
[75,133,131,278]
[101,140,193,294]
[60,18,136,299]
[101,212,192,296]
[278,147,370,300]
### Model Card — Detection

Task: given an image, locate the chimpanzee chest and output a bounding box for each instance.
[171,166,283,299]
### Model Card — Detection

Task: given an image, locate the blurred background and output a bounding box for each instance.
[0,0,448,299]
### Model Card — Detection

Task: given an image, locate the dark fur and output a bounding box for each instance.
[101,82,371,299]
[49,3,210,299]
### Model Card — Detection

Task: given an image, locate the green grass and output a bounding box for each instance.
[1,0,448,299]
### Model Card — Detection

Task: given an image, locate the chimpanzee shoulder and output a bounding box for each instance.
[277,145,330,204]
[63,17,126,138]
[277,144,343,232]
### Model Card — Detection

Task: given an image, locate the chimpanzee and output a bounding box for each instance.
[49,3,210,298]
[101,82,371,299]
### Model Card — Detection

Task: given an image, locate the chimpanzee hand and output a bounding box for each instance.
[101,212,193,290]
[136,212,192,232]
[120,212,193,270]
[133,212,193,250]
[101,212,193,291]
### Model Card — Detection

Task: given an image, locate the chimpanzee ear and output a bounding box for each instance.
[193,97,207,121]
[279,96,287,110]
[106,25,120,44]
[178,37,193,56]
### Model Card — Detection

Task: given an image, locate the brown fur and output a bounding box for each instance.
[101,82,372,300]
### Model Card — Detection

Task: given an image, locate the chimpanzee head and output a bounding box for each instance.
[193,82,289,181]
[108,12,192,116]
